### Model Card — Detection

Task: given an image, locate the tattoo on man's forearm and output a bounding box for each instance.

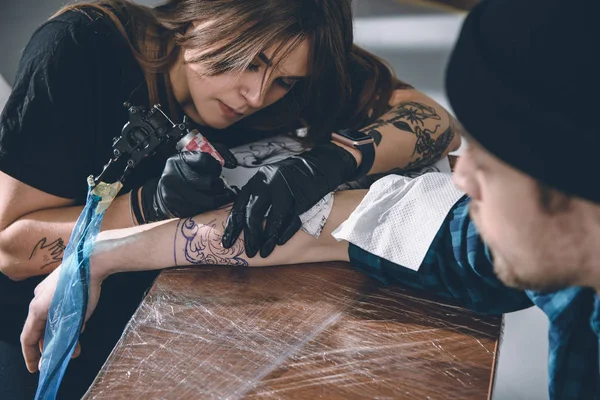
[363,101,456,168]
[174,217,248,267]
[30,237,66,269]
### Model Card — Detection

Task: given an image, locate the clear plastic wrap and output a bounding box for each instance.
[85,262,501,399]
[36,179,122,400]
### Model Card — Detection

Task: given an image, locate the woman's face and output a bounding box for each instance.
[170,37,310,129]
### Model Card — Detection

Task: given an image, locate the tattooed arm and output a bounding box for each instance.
[337,90,462,175]
[0,171,136,281]
[89,191,366,280]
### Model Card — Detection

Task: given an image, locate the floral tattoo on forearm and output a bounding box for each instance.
[364,101,459,171]
[173,214,248,267]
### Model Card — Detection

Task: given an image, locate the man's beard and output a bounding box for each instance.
[492,249,572,293]
[469,206,575,292]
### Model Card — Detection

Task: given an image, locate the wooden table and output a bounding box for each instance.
[85,262,501,399]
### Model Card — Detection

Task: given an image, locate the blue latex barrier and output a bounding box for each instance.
[35,180,120,400]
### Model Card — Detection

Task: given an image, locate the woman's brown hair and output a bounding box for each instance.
[53,0,406,144]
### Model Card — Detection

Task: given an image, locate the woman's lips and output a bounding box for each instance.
[218,101,244,119]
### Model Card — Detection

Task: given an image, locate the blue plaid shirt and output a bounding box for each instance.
[348,196,600,400]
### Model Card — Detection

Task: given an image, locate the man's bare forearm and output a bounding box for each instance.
[90,191,367,281]
[0,193,134,281]
[90,206,320,279]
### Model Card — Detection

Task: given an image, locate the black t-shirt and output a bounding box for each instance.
[0,9,169,203]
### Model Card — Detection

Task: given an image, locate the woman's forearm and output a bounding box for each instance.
[0,193,134,281]
[90,190,368,281]
[359,89,463,174]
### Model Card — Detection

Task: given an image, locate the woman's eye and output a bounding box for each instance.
[247,64,260,72]
[275,78,295,90]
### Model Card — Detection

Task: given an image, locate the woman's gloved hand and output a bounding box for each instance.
[133,150,237,224]
[221,143,358,258]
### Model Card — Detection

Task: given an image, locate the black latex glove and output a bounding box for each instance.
[221,143,358,258]
[136,150,237,223]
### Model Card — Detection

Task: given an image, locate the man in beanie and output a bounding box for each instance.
[449,0,599,397]
[350,0,599,398]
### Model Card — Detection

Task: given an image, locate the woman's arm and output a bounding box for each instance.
[0,172,135,281]
[337,89,463,174]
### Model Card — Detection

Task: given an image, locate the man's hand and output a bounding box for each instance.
[136,150,237,223]
[20,266,103,373]
[221,143,357,258]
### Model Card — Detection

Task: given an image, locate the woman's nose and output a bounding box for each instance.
[241,76,266,109]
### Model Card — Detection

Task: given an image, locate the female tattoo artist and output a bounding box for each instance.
[0,0,460,398]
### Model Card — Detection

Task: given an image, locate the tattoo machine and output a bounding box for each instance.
[93,102,235,187]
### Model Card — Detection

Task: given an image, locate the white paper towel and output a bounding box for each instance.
[332,172,464,271]
[298,192,334,237]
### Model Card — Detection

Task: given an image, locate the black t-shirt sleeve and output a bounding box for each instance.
[0,16,107,199]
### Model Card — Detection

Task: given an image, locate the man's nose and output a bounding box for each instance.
[452,156,468,192]
[452,145,472,193]
[452,147,479,200]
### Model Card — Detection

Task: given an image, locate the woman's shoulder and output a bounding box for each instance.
[14,6,137,91]
[387,83,418,107]
[26,7,128,59]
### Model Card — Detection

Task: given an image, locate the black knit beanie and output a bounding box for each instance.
[445,0,599,204]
